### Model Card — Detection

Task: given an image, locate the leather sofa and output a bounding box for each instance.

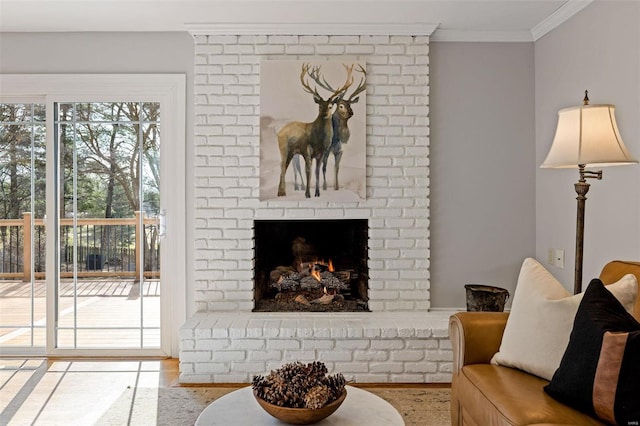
[449,260,640,425]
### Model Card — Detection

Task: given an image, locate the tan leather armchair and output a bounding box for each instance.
[449,260,640,426]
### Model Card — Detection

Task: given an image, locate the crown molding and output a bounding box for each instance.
[430,29,533,42]
[531,0,594,41]
[186,22,439,37]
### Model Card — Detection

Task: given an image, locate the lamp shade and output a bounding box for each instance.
[541,104,638,168]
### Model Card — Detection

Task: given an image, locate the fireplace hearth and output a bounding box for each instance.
[253,219,369,312]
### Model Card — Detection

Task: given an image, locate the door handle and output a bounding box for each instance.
[159,209,166,237]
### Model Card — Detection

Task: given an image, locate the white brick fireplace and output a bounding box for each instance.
[179,30,452,383]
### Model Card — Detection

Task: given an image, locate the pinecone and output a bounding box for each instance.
[304,385,331,409]
[308,361,328,378]
[324,373,347,399]
[251,361,344,409]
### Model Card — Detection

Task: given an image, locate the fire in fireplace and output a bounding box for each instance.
[253,219,369,312]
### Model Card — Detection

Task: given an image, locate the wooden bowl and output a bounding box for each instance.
[253,389,347,425]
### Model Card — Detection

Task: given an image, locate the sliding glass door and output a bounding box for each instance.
[54,102,162,350]
[0,102,47,354]
[0,74,185,357]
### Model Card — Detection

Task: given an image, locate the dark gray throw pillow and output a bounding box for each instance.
[544,279,640,425]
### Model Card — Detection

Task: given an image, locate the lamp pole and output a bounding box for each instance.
[573,165,601,294]
[572,91,602,294]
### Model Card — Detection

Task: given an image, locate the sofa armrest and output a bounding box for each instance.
[449,312,509,372]
[449,312,509,425]
[600,260,640,320]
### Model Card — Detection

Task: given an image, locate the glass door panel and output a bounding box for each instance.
[54,102,161,350]
[0,103,46,352]
[140,105,162,348]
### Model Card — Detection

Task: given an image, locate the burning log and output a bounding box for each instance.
[300,275,322,290]
[294,294,311,306]
[270,270,302,291]
[298,260,333,274]
[312,293,335,305]
[270,266,295,282]
[270,267,350,292]
[320,272,348,291]
[299,271,348,291]
[311,263,329,273]
[278,278,301,292]
[333,270,350,284]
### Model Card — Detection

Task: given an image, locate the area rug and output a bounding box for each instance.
[365,388,451,426]
[155,386,451,426]
[96,387,229,426]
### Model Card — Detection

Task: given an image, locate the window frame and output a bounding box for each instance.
[0,74,186,357]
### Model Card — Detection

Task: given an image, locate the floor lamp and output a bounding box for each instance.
[541,91,638,294]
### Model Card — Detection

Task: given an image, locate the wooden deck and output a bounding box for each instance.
[0,279,160,298]
[0,279,161,349]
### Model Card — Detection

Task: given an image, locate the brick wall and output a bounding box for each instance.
[181,34,449,384]
[193,34,431,312]
[179,312,452,383]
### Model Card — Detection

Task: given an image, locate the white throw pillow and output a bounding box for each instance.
[490,257,637,381]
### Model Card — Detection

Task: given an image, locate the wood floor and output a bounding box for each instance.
[0,358,180,425]
[0,358,451,425]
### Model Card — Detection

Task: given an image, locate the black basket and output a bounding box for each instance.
[465,284,510,312]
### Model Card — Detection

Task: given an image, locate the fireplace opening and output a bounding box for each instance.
[253,219,369,312]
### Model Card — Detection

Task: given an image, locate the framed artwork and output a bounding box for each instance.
[259,60,366,201]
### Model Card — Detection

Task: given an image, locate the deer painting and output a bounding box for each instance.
[276,63,353,198]
[321,64,366,191]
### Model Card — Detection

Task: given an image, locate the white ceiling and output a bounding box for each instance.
[0,0,594,41]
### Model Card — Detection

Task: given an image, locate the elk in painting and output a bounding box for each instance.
[276,63,353,198]
[321,64,366,191]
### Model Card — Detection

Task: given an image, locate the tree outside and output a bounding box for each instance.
[0,102,161,276]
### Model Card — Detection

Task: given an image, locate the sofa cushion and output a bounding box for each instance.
[459,364,604,425]
[491,258,637,381]
[544,279,640,425]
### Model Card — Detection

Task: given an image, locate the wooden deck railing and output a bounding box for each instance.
[0,212,160,281]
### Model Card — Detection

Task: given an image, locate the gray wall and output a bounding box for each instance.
[535,1,640,290]
[1,33,540,310]
[429,42,536,308]
[0,32,193,75]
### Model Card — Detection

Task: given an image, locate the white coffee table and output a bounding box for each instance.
[195,385,405,425]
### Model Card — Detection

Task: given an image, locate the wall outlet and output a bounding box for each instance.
[554,249,564,269]
[547,248,565,269]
